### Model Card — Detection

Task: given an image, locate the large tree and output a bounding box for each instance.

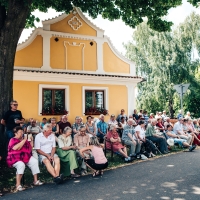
[124,12,200,118]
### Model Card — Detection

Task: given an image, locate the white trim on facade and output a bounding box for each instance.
[126,84,136,116]
[82,86,109,115]
[38,84,70,116]
[14,70,142,85]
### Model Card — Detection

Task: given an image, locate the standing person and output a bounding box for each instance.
[35,124,63,184]
[1,100,23,140]
[59,115,71,134]
[80,137,108,177]
[116,109,128,123]
[132,109,139,121]
[7,126,43,192]
[138,109,143,117]
[161,111,167,120]
[97,114,108,143]
[85,116,96,137]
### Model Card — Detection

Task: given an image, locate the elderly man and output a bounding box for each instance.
[97,114,108,143]
[74,125,90,175]
[35,124,63,184]
[145,119,169,154]
[166,125,196,151]
[173,118,193,145]
[59,115,71,134]
[72,116,84,136]
[122,119,141,157]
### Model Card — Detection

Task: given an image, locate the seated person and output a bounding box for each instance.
[116,109,128,123]
[40,117,48,129]
[106,124,132,162]
[35,124,63,184]
[97,114,108,143]
[20,118,27,133]
[135,121,156,157]
[72,116,84,137]
[74,125,91,175]
[164,117,173,130]
[80,137,108,177]
[57,127,80,178]
[174,118,193,145]
[59,115,71,134]
[7,126,43,192]
[145,119,169,154]
[166,125,196,151]
[108,114,118,130]
[156,117,165,132]
[85,116,96,137]
[186,119,200,145]
[122,119,141,157]
[27,119,42,141]
[50,117,59,137]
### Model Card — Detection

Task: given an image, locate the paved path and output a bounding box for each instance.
[2,150,200,200]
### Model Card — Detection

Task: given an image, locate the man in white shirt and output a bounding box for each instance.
[35,124,63,184]
[173,118,193,145]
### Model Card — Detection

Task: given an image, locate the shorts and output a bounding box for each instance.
[85,159,108,170]
[38,153,58,164]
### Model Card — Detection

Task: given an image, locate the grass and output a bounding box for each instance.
[0,146,184,194]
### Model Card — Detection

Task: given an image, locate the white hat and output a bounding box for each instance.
[167,138,174,146]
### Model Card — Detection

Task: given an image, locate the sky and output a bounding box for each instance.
[19,0,200,54]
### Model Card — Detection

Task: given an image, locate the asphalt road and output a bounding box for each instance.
[2,150,200,200]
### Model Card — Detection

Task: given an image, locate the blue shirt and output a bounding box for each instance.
[122,125,136,141]
[97,121,108,136]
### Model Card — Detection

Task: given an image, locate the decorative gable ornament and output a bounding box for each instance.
[68,16,82,31]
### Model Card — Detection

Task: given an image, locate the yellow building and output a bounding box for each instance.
[13,8,143,122]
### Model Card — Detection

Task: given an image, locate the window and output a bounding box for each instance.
[82,86,108,115]
[42,89,65,115]
[39,84,69,115]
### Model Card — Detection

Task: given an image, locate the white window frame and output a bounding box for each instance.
[39,84,69,115]
[82,86,108,115]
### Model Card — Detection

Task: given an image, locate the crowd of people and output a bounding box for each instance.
[0,100,199,194]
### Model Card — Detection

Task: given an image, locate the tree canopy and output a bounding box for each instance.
[0,0,190,32]
[124,12,200,118]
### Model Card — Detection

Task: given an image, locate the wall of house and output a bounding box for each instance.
[103,42,130,73]
[13,80,128,123]
[50,12,97,36]
[50,37,97,71]
[14,35,43,68]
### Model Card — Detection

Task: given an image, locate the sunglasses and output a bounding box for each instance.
[13,104,18,106]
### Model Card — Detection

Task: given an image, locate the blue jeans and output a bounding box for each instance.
[174,138,187,146]
[6,130,14,140]
[97,133,105,143]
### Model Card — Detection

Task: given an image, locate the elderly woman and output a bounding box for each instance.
[7,126,43,192]
[57,127,80,177]
[156,117,165,132]
[85,116,96,137]
[106,124,131,162]
[80,137,108,177]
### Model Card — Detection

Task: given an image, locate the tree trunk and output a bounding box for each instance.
[0,0,32,158]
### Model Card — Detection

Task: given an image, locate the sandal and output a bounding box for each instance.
[92,171,99,177]
[33,180,44,186]
[14,185,25,192]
